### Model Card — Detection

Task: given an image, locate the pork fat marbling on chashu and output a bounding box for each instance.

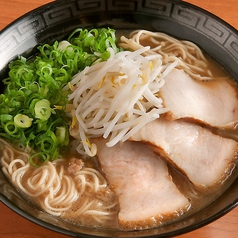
[160,69,238,129]
[92,138,190,230]
[130,118,238,189]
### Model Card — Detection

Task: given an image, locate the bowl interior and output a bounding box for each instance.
[0,0,238,237]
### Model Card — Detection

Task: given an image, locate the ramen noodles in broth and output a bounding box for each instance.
[0,29,238,231]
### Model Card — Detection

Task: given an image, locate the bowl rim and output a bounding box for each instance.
[0,0,238,237]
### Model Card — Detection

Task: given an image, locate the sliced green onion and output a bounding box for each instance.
[37,136,56,153]
[55,126,66,144]
[34,99,52,121]
[14,114,33,128]
[0,114,13,122]
[4,121,20,138]
[28,152,50,167]
[0,27,120,166]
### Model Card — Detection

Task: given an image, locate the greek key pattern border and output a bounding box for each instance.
[171,4,238,61]
[0,0,237,62]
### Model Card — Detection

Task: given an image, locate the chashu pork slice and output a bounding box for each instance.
[130,118,238,189]
[92,138,190,231]
[160,69,238,129]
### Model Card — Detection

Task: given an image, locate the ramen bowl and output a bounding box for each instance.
[0,0,238,237]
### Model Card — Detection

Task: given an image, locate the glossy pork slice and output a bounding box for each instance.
[130,118,238,189]
[92,138,190,230]
[160,69,238,129]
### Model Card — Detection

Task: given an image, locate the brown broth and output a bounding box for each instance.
[1,31,238,231]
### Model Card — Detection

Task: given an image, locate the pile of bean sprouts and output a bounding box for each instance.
[0,29,223,227]
[65,30,224,157]
[64,45,175,156]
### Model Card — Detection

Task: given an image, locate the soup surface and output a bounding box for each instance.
[0,28,238,231]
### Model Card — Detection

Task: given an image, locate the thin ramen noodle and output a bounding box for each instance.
[0,29,238,231]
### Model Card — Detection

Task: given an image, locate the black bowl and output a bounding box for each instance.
[0,0,238,237]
